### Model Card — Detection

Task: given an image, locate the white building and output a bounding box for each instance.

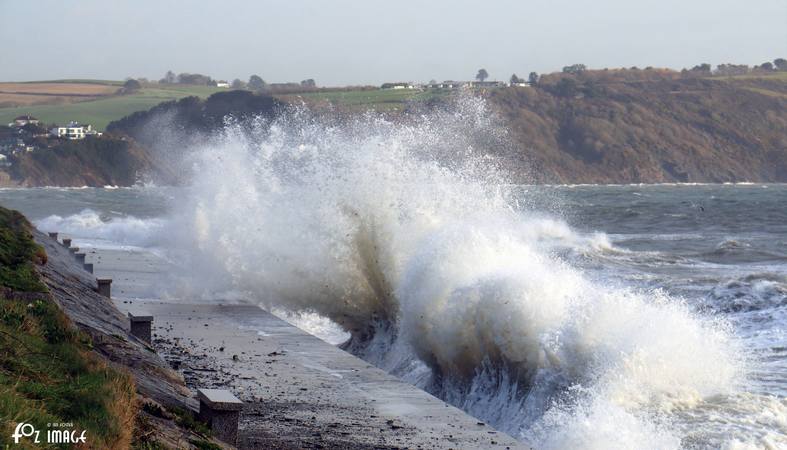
[216,81,230,88]
[381,82,415,90]
[10,115,40,127]
[50,122,101,140]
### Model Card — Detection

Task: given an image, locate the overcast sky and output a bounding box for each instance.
[1,0,785,86]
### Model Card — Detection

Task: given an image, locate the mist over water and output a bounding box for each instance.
[7,98,784,448]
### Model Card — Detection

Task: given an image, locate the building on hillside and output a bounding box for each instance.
[10,115,40,127]
[425,81,471,89]
[216,81,230,88]
[510,81,531,87]
[381,82,415,90]
[0,153,10,167]
[50,122,102,140]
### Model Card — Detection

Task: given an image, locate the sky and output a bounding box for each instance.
[1,0,785,86]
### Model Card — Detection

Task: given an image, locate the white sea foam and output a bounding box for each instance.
[34,209,166,248]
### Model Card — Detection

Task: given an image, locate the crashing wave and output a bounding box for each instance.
[157,97,746,448]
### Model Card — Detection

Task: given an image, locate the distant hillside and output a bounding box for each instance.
[106,89,284,146]
[4,70,784,186]
[0,80,228,131]
[487,70,787,183]
[0,90,284,187]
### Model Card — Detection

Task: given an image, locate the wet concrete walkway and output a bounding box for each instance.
[115,300,527,449]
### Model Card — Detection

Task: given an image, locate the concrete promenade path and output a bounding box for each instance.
[114,299,528,449]
[59,241,529,449]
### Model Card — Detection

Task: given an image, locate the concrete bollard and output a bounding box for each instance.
[83,263,94,274]
[128,311,153,344]
[96,278,112,298]
[48,232,58,240]
[197,389,243,445]
[62,238,72,248]
[75,253,86,264]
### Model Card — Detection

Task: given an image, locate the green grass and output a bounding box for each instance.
[0,208,47,292]
[738,86,787,98]
[279,88,450,111]
[0,206,136,449]
[710,71,787,81]
[0,84,229,131]
[0,81,453,130]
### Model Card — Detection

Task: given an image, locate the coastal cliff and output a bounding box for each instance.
[2,73,785,186]
[0,137,172,187]
[486,72,787,183]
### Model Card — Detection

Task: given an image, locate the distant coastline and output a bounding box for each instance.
[1,67,785,187]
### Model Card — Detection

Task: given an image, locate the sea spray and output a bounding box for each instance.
[35,209,167,248]
[157,97,743,447]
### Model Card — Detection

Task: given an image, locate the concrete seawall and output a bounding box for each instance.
[122,301,528,449]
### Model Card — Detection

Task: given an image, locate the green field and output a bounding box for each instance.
[280,88,450,111]
[0,82,228,131]
[0,80,453,131]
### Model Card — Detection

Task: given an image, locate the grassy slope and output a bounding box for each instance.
[0,82,227,131]
[0,206,136,449]
[0,80,442,129]
[279,88,447,111]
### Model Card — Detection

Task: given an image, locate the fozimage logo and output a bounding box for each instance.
[11,422,87,445]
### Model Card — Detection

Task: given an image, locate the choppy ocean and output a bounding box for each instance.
[3,183,784,449]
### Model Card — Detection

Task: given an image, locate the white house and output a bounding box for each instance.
[50,122,101,140]
[10,115,40,128]
[216,81,230,88]
[381,82,415,90]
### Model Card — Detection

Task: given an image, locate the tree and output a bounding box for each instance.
[300,79,316,87]
[528,72,539,85]
[476,68,489,82]
[160,70,176,84]
[231,79,246,89]
[510,74,522,84]
[554,78,578,97]
[177,73,213,85]
[562,64,586,74]
[775,58,787,71]
[759,62,774,71]
[248,75,266,91]
[122,78,141,93]
[715,64,749,76]
[691,63,711,74]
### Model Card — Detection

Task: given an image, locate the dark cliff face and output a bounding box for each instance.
[5,137,170,187]
[486,74,787,184]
